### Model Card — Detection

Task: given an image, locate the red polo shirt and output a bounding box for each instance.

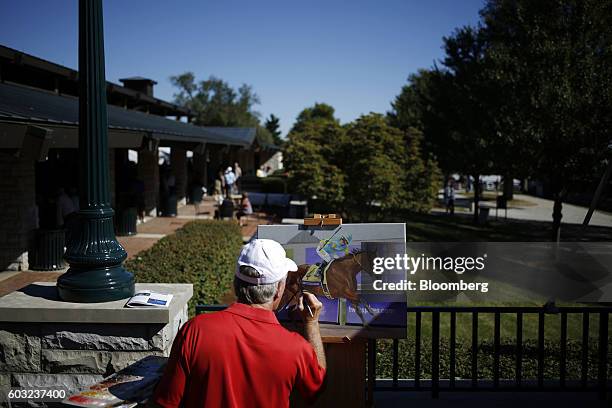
[152,303,326,408]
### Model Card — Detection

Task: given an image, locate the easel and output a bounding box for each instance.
[258,220,407,408]
[303,213,343,226]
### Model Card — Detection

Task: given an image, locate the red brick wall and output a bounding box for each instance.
[0,154,36,270]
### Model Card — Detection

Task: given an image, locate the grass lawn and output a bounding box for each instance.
[385,210,612,242]
[369,210,612,379]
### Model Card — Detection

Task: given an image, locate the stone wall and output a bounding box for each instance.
[0,153,36,271]
[0,300,188,395]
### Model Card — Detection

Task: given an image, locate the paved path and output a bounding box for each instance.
[485,193,612,227]
[437,193,612,228]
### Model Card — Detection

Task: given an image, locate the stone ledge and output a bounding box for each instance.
[0,324,40,372]
[41,349,164,375]
[0,283,192,324]
[41,323,167,351]
[11,372,104,391]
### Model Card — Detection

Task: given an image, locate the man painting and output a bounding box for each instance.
[151,239,326,408]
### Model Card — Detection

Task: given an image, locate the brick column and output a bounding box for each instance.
[170,147,187,204]
[0,155,36,270]
[193,150,207,187]
[207,145,225,185]
[137,149,159,216]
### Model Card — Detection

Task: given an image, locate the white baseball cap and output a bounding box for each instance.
[236,239,298,284]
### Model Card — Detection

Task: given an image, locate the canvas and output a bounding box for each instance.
[258,223,407,338]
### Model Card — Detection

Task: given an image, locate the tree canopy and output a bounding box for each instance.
[284,105,441,220]
[264,114,284,146]
[170,72,260,127]
[390,0,612,236]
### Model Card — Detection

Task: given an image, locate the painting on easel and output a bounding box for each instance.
[258,223,407,338]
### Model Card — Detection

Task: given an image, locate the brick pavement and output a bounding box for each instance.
[0,202,274,298]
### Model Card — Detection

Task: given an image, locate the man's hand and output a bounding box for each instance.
[298,292,326,369]
[297,292,322,324]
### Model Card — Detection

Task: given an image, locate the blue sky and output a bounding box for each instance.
[0,0,484,136]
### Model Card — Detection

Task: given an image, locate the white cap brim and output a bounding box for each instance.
[236,257,298,285]
[285,258,298,273]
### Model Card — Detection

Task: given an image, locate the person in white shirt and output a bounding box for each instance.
[444,179,455,216]
[224,167,236,197]
[56,188,76,228]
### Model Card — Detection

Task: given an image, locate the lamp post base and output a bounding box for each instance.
[57,265,135,303]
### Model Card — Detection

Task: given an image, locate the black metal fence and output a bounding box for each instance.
[368,306,611,400]
[195,304,611,400]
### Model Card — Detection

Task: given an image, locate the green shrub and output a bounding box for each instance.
[125,220,243,316]
[375,337,612,380]
[260,175,287,193]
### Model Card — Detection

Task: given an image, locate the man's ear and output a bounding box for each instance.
[274,278,286,300]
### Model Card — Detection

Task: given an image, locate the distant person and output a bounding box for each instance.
[68,187,79,212]
[56,187,78,245]
[256,165,266,178]
[134,178,146,223]
[236,192,253,226]
[234,162,242,192]
[56,187,76,228]
[444,179,455,216]
[190,174,204,216]
[224,166,236,197]
[216,170,225,197]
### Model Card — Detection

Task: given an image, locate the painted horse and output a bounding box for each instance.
[279,250,376,324]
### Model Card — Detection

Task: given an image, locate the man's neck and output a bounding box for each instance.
[239,301,275,311]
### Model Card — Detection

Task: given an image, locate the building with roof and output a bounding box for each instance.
[0,45,278,271]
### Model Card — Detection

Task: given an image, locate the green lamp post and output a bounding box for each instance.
[57,0,135,302]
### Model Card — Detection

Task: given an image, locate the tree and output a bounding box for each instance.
[482,0,612,240]
[284,119,345,208]
[402,127,443,212]
[339,114,408,220]
[264,114,283,146]
[285,105,441,220]
[390,69,458,176]
[392,27,498,222]
[291,102,338,133]
[170,72,260,127]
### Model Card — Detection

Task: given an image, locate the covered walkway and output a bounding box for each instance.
[0,201,271,298]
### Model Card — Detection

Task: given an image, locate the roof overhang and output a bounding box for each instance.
[0,82,256,150]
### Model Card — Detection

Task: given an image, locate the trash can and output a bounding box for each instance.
[158,193,178,217]
[30,229,66,271]
[478,206,490,224]
[219,199,235,219]
[115,207,138,236]
[162,193,178,217]
[190,186,204,204]
[288,200,308,219]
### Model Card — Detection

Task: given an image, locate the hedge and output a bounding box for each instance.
[260,175,287,193]
[125,220,243,316]
[375,338,612,380]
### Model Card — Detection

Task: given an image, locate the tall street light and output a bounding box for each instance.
[57,0,135,302]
